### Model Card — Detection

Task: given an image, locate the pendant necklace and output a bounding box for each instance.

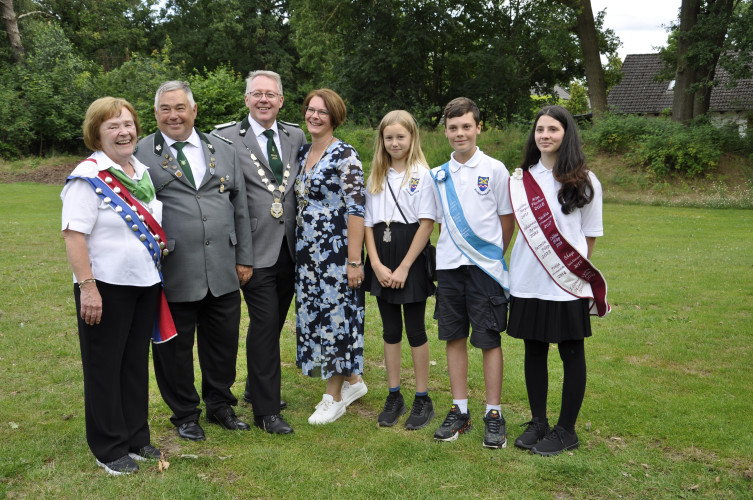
[383,177,398,243]
[297,137,335,227]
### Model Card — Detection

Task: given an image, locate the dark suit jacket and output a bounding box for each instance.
[135,128,253,302]
[212,116,306,269]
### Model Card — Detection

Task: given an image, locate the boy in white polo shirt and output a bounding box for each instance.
[430,97,514,448]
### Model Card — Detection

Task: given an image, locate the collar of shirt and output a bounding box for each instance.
[164,129,201,153]
[248,115,279,141]
[92,150,147,180]
[532,159,552,175]
[449,147,482,172]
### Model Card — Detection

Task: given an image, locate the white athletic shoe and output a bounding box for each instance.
[308,394,346,425]
[341,379,368,407]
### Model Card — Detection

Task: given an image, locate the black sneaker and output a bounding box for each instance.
[378,392,407,427]
[405,395,435,430]
[96,455,139,476]
[514,417,550,450]
[433,404,471,441]
[129,444,163,461]
[531,425,579,456]
[482,409,507,449]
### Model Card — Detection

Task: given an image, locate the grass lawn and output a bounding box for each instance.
[0,183,751,499]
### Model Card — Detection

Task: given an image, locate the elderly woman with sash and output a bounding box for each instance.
[61,97,176,475]
[507,105,610,457]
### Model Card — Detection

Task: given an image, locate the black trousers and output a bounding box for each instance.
[75,282,160,463]
[241,239,295,417]
[153,289,241,426]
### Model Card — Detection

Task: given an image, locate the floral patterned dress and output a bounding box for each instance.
[295,140,366,379]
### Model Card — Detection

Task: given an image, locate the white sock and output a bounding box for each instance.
[486,404,501,415]
[453,399,468,414]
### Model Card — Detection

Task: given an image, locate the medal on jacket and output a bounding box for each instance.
[247,149,291,219]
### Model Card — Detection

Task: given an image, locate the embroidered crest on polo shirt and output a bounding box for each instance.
[476,176,490,195]
[409,177,420,195]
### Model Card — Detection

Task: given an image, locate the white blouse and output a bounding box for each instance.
[509,160,603,301]
[364,164,438,226]
[61,151,163,286]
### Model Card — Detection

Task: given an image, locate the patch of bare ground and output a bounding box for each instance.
[0,161,79,185]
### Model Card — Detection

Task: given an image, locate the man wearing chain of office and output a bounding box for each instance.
[212,70,306,435]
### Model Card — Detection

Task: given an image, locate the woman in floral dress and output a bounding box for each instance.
[295,89,368,425]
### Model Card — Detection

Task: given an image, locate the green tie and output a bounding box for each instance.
[173,141,196,188]
[262,129,284,184]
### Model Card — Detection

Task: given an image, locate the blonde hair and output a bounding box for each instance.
[83,97,141,151]
[368,110,428,194]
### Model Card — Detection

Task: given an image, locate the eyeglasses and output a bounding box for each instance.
[305,106,330,117]
[247,91,281,100]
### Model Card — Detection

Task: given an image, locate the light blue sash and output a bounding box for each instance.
[432,162,509,294]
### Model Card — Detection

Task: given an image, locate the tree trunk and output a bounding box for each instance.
[1,0,24,63]
[673,0,701,123]
[556,0,608,115]
[690,0,736,117]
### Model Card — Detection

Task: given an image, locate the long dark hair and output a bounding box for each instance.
[519,105,593,214]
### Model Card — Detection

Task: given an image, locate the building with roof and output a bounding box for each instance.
[607,53,753,132]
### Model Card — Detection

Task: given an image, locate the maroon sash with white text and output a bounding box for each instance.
[509,168,610,317]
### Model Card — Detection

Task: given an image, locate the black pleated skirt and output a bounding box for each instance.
[366,222,435,304]
[507,296,591,343]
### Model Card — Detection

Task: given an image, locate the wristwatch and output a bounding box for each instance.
[348,261,362,268]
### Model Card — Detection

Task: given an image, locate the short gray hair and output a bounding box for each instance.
[154,80,196,108]
[245,70,283,95]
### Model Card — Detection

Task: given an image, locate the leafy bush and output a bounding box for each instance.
[0,70,34,158]
[583,113,733,177]
[188,66,246,132]
[96,38,183,134]
[17,20,98,155]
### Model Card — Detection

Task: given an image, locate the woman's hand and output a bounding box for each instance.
[79,282,103,325]
[373,262,393,288]
[347,264,364,289]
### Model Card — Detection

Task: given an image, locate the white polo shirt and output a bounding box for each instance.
[364,164,438,226]
[509,160,603,301]
[431,147,512,270]
[61,151,163,286]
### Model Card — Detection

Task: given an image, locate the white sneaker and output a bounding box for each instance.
[341,378,368,407]
[308,394,346,425]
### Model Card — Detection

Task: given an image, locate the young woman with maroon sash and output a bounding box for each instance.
[507,105,609,456]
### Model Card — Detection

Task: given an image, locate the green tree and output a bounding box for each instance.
[666,0,749,122]
[36,0,158,70]
[156,0,299,93]
[563,80,590,115]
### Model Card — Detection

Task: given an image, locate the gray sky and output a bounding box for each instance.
[591,0,680,59]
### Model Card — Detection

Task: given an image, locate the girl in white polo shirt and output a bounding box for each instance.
[364,110,438,430]
[508,105,605,456]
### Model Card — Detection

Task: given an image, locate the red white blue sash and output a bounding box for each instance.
[67,161,178,342]
[432,162,509,294]
[509,168,610,317]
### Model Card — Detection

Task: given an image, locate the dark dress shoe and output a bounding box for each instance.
[242,393,287,412]
[178,421,206,441]
[206,407,250,430]
[254,414,294,435]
